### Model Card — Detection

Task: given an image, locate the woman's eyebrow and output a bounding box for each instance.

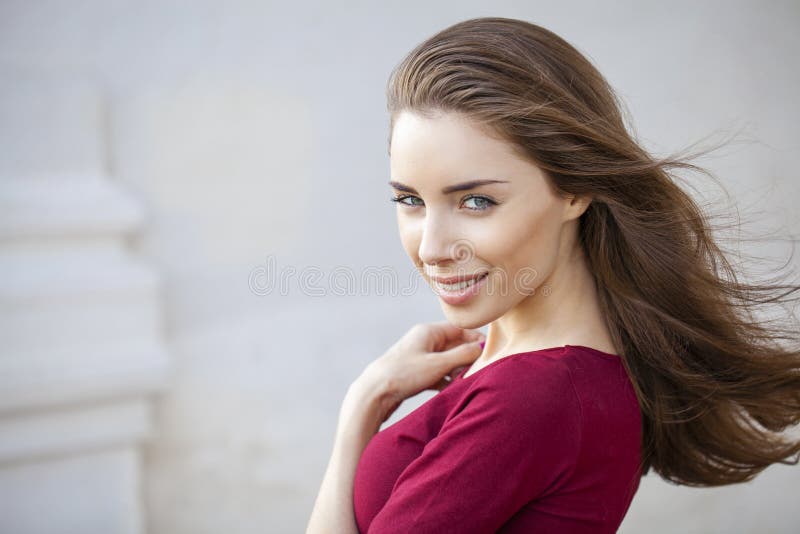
[388,178,509,194]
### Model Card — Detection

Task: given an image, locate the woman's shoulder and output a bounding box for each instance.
[463,344,612,384]
[461,344,633,407]
[455,344,639,447]
[457,349,580,419]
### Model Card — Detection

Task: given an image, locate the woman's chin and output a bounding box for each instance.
[439,308,490,331]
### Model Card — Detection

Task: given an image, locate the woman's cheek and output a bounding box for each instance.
[397,220,420,261]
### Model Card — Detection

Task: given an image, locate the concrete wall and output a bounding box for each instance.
[1,1,798,532]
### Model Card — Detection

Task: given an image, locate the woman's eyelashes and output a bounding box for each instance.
[389,194,499,212]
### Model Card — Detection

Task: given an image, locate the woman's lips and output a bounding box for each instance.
[431,272,489,305]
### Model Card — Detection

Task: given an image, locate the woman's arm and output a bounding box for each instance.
[306,322,484,533]
[305,377,389,534]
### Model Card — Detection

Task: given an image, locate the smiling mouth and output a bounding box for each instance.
[432,272,489,292]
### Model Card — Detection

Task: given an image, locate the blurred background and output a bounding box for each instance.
[0,1,798,533]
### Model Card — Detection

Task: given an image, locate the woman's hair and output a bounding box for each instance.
[386,16,800,487]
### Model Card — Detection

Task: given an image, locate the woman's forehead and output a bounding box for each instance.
[390,114,534,183]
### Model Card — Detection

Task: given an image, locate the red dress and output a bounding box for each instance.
[353,343,642,533]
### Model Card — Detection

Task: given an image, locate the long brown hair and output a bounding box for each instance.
[386,16,800,486]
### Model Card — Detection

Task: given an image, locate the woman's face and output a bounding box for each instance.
[388,110,587,328]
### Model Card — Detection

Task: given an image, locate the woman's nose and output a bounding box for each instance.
[417,215,451,266]
[418,217,475,267]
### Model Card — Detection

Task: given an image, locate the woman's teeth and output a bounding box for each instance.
[436,274,485,291]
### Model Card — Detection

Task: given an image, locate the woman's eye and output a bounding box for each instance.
[462,195,497,211]
[390,195,424,207]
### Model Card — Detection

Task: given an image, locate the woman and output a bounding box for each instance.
[306,17,800,533]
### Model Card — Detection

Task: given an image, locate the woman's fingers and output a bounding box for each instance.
[425,340,483,379]
[427,321,485,351]
[368,321,486,402]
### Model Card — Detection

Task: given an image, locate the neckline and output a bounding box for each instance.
[456,342,621,381]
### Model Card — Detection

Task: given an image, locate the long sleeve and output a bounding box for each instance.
[366,357,583,533]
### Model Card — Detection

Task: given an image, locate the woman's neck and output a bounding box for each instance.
[482,246,618,361]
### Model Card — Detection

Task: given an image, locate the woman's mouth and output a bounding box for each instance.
[431,272,489,305]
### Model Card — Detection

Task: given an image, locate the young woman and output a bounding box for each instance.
[307,17,800,533]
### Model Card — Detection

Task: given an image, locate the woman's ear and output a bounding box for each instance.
[564,194,593,221]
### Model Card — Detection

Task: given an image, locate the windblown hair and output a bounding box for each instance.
[386,16,800,486]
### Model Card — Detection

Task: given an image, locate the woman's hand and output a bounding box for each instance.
[357,322,486,423]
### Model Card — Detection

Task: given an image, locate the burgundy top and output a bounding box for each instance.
[353,343,642,533]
